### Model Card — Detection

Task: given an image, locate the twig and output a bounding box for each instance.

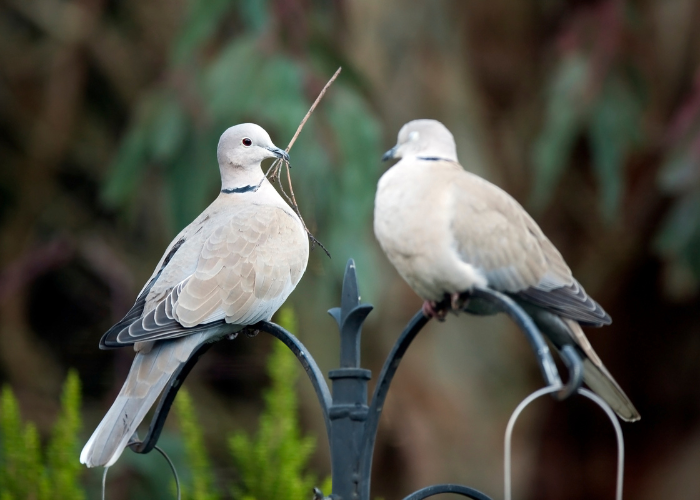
[285,160,330,257]
[287,66,342,153]
[266,67,341,258]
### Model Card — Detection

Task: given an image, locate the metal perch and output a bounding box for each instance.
[122,259,613,500]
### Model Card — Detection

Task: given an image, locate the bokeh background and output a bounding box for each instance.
[2,0,700,498]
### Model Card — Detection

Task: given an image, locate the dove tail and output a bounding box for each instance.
[581,357,640,422]
[562,319,640,422]
[80,333,209,468]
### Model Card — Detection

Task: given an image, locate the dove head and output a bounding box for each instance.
[217,124,289,187]
[382,119,458,163]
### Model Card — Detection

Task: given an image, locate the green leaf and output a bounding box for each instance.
[174,390,220,500]
[204,36,262,121]
[655,191,700,254]
[165,130,221,232]
[325,86,382,300]
[588,74,644,219]
[172,0,233,64]
[239,0,269,33]
[658,154,699,194]
[46,370,84,500]
[531,54,590,210]
[0,386,24,496]
[151,98,189,163]
[229,307,328,500]
[102,94,164,207]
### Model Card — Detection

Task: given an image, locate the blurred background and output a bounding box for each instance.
[1,0,700,498]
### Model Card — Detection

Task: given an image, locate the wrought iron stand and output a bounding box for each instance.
[128,259,589,500]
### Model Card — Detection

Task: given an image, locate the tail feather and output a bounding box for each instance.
[582,358,640,422]
[563,319,640,422]
[80,332,212,467]
[521,305,640,422]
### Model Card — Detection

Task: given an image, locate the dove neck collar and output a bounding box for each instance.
[221,177,265,194]
[417,156,456,162]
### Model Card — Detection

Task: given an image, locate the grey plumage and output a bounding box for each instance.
[374,119,639,422]
[81,123,309,467]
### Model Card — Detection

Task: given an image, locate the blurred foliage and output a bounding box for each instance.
[532,7,645,219]
[101,0,382,298]
[175,390,221,500]
[229,307,331,500]
[530,2,700,292]
[655,75,700,292]
[0,371,84,500]
[3,0,700,498]
[170,307,330,500]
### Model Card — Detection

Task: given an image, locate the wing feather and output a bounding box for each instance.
[450,169,610,325]
[101,203,308,348]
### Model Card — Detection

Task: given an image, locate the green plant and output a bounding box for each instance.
[172,307,330,500]
[0,370,84,500]
[228,307,330,500]
[175,389,221,500]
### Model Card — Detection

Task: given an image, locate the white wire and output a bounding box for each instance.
[504,385,561,500]
[504,386,625,500]
[102,466,109,500]
[578,388,624,500]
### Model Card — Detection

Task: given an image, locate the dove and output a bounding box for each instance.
[81,123,309,467]
[374,119,639,422]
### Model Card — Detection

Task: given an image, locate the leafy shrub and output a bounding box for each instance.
[174,307,331,500]
[0,370,85,500]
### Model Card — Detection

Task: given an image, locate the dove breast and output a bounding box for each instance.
[374,159,490,301]
[374,158,578,303]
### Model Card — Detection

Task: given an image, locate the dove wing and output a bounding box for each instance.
[100,204,308,347]
[449,168,610,325]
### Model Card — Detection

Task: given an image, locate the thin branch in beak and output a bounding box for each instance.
[265,67,342,258]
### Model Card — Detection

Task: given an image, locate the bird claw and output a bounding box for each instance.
[451,292,470,311]
[422,292,471,321]
[243,328,260,338]
[422,300,448,321]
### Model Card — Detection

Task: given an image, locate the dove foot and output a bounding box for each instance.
[450,291,470,311]
[242,327,260,338]
[423,292,472,321]
[422,300,448,321]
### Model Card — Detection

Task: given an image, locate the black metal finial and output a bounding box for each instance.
[328,259,373,368]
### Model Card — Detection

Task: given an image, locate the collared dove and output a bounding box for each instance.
[374,119,639,422]
[81,123,309,467]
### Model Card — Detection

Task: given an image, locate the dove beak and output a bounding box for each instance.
[382,145,399,162]
[265,146,290,163]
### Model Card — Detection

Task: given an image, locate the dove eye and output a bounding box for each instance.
[242,138,252,147]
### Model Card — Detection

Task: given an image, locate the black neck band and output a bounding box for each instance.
[221,178,264,194]
[417,156,450,162]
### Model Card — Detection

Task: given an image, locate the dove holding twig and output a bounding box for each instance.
[81,124,309,467]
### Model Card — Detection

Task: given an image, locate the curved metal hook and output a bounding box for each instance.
[360,311,428,490]
[360,291,568,495]
[504,386,624,500]
[556,345,584,400]
[129,340,214,454]
[470,288,562,389]
[103,445,181,500]
[256,320,333,443]
[127,320,332,456]
[504,385,560,500]
[154,444,181,500]
[579,388,625,500]
[402,484,493,500]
